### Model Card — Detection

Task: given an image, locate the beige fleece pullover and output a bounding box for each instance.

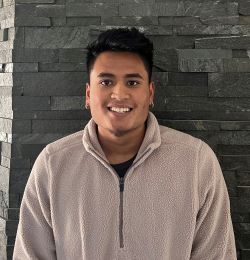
[13,112,237,260]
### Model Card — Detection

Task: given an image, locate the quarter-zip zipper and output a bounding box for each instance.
[119,177,124,248]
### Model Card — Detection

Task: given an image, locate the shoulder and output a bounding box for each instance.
[159,124,203,151]
[45,129,85,156]
[158,124,218,166]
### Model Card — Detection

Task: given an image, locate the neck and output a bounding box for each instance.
[97,125,146,164]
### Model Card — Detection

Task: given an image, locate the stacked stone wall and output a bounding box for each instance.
[0,0,249,259]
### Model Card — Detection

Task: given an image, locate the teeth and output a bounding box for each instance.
[110,107,131,113]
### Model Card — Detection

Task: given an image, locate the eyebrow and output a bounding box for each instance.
[97,72,143,79]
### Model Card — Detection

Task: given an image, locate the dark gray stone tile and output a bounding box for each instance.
[15,16,51,26]
[13,72,87,96]
[36,4,65,17]
[32,119,87,133]
[195,36,250,49]
[66,3,118,17]
[12,96,51,111]
[24,27,88,48]
[67,17,100,26]
[208,73,250,97]
[13,48,59,62]
[102,16,158,26]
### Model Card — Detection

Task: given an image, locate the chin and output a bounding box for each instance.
[109,129,130,137]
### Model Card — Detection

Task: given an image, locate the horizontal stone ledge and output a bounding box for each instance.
[236,172,250,187]
[13,110,90,120]
[66,3,118,17]
[102,16,158,26]
[1,157,30,169]
[6,220,18,236]
[178,58,223,72]
[177,49,232,59]
[15,16,51,27]
[59,48,87,63]
[156,96,250,112]
[179,58,250,73]
[217,145,250,156]
[158,119,221,131]
[155,85,207,97]
[3,208,19,221]
[13,48,59,62]
[67,17,100,26]
[9,193,22,208]
[38,62,86,72]
[0,119,31,133]
[154,110,250,121]
[9,169,31,194]
[199,15,239,25]
[159,16,201,26]
[5,63,38,72]
[32,119,88,133]
[237,187,250,197]
[219,155,250,171]
[88,25,172,36]
[220,121,250,131]
[11,143,46,158]
[232,212,250,223]
[12,133,68,144]
[208,72,250,97]
[175,25,250,35]
[51,96,85,110]
[15,0,55,3]
[167,72,207,86]
[13,72,87,96]
[36,4,65,17]
[12,96,51,111]
[151,35,195,49]
[119,1,237,17]
[24,27,89,49]
[195,36,250,49]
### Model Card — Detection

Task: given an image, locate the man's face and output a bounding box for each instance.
[86,51,154,137]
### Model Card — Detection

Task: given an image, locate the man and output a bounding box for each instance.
[13,27,237,259]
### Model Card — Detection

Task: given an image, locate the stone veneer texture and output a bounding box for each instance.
[0,0,249,259]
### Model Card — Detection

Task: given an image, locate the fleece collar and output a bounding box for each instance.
[82,112,161,168]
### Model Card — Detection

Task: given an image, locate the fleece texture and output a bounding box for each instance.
[13,112,237,260]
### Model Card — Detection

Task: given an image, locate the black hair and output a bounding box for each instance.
[86,27,154,82]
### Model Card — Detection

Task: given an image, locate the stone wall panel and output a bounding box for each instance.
[1,0,249,259]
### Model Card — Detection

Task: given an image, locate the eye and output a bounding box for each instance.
[127,80,139,87]
[100,79,113,86]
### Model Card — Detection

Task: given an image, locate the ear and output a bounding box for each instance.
[149,81,155,104]
[85,83,90,107]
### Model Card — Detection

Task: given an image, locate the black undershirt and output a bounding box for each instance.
[110,155,137,178]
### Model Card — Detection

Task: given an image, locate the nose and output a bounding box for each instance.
[111,83,129,101]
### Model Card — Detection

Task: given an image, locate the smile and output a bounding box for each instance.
[108,107,133,113]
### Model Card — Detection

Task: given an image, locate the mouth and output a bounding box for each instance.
[107,107,133,113]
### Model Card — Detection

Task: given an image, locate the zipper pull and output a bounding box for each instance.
[119,177,124,192]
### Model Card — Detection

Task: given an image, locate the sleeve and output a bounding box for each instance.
[13,148,57,260]
[190,141,237,260]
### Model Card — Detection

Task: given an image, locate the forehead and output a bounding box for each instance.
[91,51,148,77]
